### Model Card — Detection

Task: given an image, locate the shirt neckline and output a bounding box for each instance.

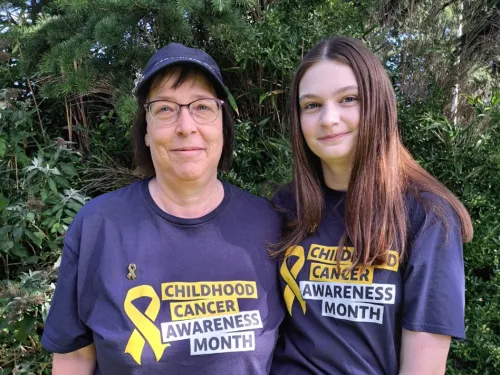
[322,182,347,199]
[141,178,231,225]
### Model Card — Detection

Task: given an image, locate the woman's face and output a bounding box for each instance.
[298,60,360,169]
[145,72,223,184]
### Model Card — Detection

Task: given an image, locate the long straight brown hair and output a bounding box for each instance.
[275,37,473,267]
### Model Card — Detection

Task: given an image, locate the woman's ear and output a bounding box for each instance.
[145,133,150,147]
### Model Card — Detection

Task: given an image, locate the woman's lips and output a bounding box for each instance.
[319,132,350,141]
[171,147,204,152]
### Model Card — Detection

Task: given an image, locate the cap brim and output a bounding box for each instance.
[133,59,227,99]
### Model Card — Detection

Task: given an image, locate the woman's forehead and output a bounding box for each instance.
[149,68,216,99]
[299,60,357,97]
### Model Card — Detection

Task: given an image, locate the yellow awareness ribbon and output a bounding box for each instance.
[280,246,307,316]
[124,285,170,365]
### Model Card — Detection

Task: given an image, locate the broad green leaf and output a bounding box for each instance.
[0,194,9,212]
[25,229,43,247]
[10,244,28,258]
[64,209,76,218]
[48,178,58,194]
[60,163,78,177]
[0,225,14,235]
[15,316,36,343]
[12,41,20,55]
[0,137,7,158]
[227,90,239,116]
[67,201,84,212]
[0,194,10,212]
[258,117,271,126]
[25,255,40,264]
[51,222,61,233]
[0,240,13,252]
[13,225,24,240]
[62,217,74,224]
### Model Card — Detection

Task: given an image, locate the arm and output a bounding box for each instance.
[399,328,451,375]
[401,197,466,374]
[53,344,97,375]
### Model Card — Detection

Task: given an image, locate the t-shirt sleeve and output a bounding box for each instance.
[402,199,466,339]
[41,239,94,353]
[271,185,296,220]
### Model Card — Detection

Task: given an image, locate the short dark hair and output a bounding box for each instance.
[131,64,234,176]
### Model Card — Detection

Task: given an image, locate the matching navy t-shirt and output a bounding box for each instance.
[42,179,284,375]
[271,186,466,375]
[42,178,466,375]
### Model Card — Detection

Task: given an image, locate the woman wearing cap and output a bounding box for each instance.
[42,43,283,374]
[270,37,472,374]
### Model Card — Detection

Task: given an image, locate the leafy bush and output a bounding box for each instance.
[223,119,292,197]
[0,92,88,374]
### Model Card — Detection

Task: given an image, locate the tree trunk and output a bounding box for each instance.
[451,0,463,125]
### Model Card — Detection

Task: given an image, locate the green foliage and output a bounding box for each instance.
[212,0,365,123]
[222,120,292,196]
[0,270,54,375]
[0,92,88,373]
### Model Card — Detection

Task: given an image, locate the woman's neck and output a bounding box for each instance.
[149,175,224,218]
[321,160,352,191]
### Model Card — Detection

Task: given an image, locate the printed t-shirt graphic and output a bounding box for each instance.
[282,243,399,324]
[271,186,465,375]
[124,280,262,364]
[41,179,283,375]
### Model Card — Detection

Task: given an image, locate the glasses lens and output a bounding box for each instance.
[189,99,220,124]
[150,101,179,123]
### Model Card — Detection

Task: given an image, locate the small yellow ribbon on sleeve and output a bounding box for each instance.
[124,285,170,365]
[280,246,307,316]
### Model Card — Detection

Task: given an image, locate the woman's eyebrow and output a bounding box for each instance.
[299,85,358,102]
[148,93,212,102]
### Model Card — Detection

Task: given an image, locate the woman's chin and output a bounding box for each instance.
[167,165,213,183]
[317,152,354,166]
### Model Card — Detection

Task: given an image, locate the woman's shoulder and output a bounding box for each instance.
[406,190,461,237]
[270,183,295,209]
[77,179,145,219]
[224,182,284,227]
[225,181,273,208]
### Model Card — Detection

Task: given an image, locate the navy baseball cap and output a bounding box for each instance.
[132,43,227,99]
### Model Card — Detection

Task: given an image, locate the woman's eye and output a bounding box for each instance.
[342,96,357,103]
[304,103,320,110]
[157,105,174,113]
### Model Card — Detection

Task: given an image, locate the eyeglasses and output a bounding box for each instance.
[144,98,224,125]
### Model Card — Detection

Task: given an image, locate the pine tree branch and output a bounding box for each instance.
[131,0,147,9]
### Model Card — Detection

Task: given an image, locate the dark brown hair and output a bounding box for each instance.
[275,36,473,267]
[132,64,234,176]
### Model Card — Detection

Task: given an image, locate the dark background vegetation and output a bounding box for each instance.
[0,0,499,373]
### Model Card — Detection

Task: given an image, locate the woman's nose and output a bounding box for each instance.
[175,107,197,135]
[320,103,340,128]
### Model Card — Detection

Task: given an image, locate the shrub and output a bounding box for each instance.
[0,92,88,374]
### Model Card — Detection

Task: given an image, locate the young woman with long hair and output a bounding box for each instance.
[271,36,472,375]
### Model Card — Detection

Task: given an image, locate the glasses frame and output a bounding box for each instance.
[144,98,225,125]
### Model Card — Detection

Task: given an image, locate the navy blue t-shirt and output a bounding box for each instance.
[42,179,284,374]
[271,186,465,375]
